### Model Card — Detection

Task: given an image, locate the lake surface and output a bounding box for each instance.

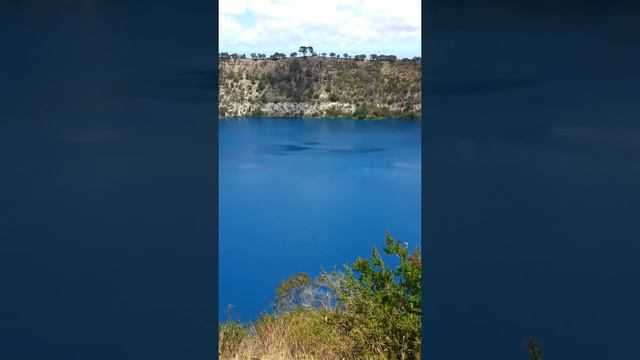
[219,118,421,320]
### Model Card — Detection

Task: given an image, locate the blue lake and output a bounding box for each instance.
[219,118,421,320]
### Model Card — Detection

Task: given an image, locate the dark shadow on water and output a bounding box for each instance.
[275,144,314,152]
[329,147,388,154]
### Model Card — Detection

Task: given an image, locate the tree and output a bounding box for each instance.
[269,52,286,60]
[298,46,308,57]
[274,272,311,313]
[290,52,297,58]
[343,53,348,59]
[250,53,257,60]
[274,272,336,314]
[330,52,336,58]
[370,54,377,61]
[377,54,397,62]
[321,52,327,58]
[308,46,315,56]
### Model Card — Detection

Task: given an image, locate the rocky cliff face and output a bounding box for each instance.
[218,57,421,119]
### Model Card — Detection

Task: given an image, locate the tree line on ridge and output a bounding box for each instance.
[219,45,420,62]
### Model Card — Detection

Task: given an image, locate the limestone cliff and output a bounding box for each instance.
[218,57,421,119]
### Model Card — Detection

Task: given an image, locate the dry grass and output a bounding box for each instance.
[219,309,345,360]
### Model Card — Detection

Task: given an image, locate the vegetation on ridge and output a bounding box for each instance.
[218,47,421,119]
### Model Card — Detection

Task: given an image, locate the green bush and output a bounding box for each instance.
[251,107,264,116]
[257,79,266,92]
[353,104,368,119]
[322,232,422,359]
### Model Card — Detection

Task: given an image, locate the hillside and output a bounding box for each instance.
[218,57,421,119]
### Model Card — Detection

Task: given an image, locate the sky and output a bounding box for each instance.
[219,0,421,58]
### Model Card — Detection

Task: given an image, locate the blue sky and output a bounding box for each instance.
[219,0,421,58]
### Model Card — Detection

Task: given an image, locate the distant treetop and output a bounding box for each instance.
[218,47,420,63]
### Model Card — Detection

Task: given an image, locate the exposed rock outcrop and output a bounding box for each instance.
[218,57,421,119]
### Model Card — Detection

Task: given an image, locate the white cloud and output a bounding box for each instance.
[219,0,420,54]
[220,0,247,15]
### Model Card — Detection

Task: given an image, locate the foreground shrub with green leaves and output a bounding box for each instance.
[320,231,422,359]
[219,232,422,360]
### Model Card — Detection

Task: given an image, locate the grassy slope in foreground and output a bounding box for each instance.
[218,57,421,119]
[219,233,422,360]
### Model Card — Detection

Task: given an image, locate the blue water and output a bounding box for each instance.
[219,118,421,320]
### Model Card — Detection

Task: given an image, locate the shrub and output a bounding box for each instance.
[322,232,422,359]
[325,106,348,118]
[353,104,368,119]
[405,110,421,120]
[252,107,264,116]
[257,79,266,92]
